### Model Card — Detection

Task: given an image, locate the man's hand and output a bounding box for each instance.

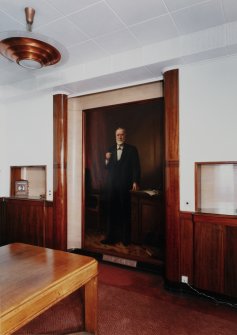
[105,152,112,160]
[131,182,139,191]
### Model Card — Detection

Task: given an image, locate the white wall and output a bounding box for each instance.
[0,103,7,196]
[180,55,237,212]
[2,92,53,200]
[67,108,83,249]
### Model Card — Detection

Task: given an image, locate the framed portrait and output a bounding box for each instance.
[83,98,165,245]
[15,180,29,197]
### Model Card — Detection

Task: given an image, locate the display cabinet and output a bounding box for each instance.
[195,161,237,215]
[11,165,46,199]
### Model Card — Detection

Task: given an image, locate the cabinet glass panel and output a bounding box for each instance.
[196,162,237,215]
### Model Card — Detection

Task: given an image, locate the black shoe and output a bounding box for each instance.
[100,238,115,245]
[122,241,130,247]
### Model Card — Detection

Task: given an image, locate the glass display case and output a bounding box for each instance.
[195,161,237,215]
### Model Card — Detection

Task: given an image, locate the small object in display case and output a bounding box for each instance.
[15,180,29,197]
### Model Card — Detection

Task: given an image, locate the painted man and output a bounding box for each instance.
[101,127,141,246]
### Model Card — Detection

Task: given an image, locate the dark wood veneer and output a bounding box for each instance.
[180,212,194,284]
[81,111,86,249]
[0,198,53,248]
[10,168,21,197]
[44,200,54,248]
[164,69,180,283]
[53,94,68,251]
[194,212,237,225]
[225,226,237,297]
[194,220,224,293]
[180,211,237,298]
[0,198,7,246]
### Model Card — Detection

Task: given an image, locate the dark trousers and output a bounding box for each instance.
[106,186,131,244]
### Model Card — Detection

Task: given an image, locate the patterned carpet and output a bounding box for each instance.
[98,283,237,335]
[15,263,237,335]
[98,263,237,335]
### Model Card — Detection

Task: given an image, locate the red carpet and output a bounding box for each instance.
[14,289,84,334]
[98,282,237,335]
[98,263,237,334]
[15,262,237,335]
[98,263,237,323]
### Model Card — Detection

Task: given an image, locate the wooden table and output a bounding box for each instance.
[0,243,98,335]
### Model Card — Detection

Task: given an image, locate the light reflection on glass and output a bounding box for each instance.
[200,163,237,215]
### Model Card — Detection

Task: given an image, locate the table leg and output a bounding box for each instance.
[85,276,97,334]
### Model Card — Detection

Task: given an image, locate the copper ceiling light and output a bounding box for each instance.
[0,7,61,70]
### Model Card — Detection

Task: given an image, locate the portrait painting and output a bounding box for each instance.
[83,98,165,257]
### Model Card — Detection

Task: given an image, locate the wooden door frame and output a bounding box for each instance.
[53,71,180,281]
[163,69,180,284]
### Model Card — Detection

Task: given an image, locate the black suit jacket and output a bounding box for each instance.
[106,143,140,193]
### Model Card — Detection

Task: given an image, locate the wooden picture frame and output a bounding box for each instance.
[15,180,29,197]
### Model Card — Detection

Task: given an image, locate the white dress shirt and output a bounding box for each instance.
[117,144,123,161]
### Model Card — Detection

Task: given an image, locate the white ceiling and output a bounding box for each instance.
[0,0,237,99]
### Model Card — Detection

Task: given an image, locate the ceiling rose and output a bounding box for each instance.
[0,7,61,70]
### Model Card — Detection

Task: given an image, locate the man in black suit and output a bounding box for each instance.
[101,127,141,246]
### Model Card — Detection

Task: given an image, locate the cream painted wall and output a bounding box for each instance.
[180,55,237,212]
[67,82,163,248]
[2,92,53,200]
[0,103,7,196]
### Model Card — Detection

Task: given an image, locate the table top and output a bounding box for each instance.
[0,243,97,332]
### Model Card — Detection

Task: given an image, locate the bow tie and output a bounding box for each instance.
[117,145,123,150]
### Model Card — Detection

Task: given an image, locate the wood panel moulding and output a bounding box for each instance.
[194,219,224,293]
[164,69,180,283]
[0,198,7,246]
[53,94,68,251]
[225,226,237,297]
[164,71,179,161]
[193,212,237,226]
[44,201,54,249]
[180,211,194,284]
[10,168,21,197]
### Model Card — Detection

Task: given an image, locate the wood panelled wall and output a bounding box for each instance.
[0,198,53,248]
[180,211,237,298]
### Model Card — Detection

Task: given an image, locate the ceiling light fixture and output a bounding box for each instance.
[0,7,61,70]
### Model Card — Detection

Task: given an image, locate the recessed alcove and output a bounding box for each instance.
[10,165,46,199]
[195,162,237,215]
